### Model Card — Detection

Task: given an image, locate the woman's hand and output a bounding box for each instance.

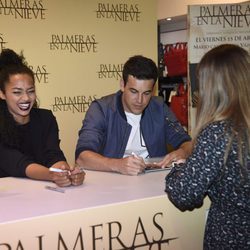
[70,166,86,186]
[49,164,72,187]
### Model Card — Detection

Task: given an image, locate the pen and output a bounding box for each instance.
[49,167,85,173]
[49,167,68,173]
[45,185,65,193]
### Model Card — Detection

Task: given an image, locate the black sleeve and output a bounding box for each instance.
[0,143,34,177]
[0,109,67,178]
[39,110,66,167]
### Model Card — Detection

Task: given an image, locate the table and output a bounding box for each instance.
[0,170,209,249]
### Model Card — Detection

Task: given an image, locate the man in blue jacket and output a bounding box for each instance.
[75,55,192,175]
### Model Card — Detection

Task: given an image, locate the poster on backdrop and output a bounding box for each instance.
[188,1,250,107]
[0,0,157,164]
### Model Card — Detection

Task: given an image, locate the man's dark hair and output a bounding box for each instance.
[122,55,158,85]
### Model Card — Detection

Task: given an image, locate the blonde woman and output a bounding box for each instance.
[165,44,250,249]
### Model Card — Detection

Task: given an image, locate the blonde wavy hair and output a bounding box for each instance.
[194,44,250,167]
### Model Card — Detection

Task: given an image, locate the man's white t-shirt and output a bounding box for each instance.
[123,111,149,159]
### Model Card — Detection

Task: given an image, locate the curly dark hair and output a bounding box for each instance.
[0,49,35,93]
[0,49,36,148]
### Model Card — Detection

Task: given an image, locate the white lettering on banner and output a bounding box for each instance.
[49,34,98,53]
[98,64,123,80]
[0,213,178,249]
[195,4,250,28]
[0,0,46,19]
[96,3,140,22]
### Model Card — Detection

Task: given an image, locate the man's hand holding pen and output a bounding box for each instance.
[115,152,145,176]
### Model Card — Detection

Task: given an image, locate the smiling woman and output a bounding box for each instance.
[0,49,85,187]
[0,73,36,124]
